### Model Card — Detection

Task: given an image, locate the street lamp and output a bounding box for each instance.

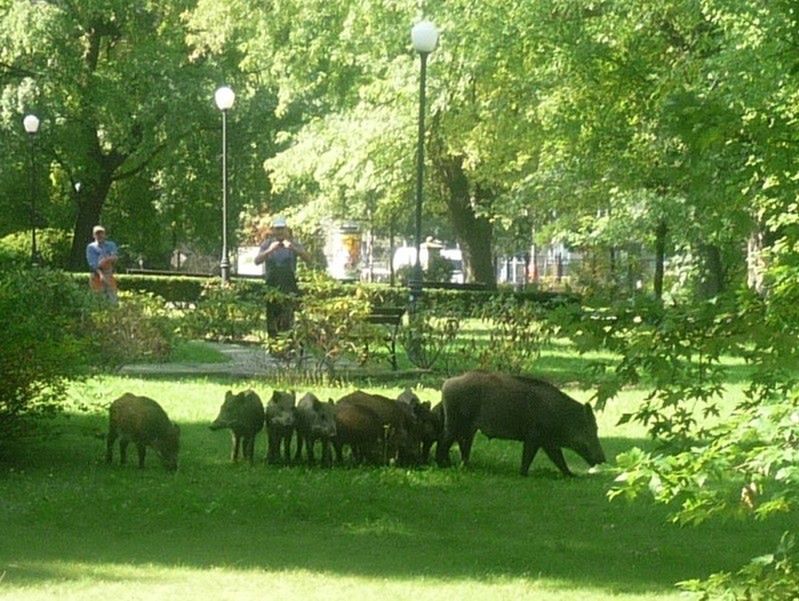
[409,20,438,309]
[23,114,40,264]
[214,85,235,283]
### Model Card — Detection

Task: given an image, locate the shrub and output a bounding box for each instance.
[180,279,265,341]
[87,291,178,366]
[268,272,376,376]
[0,228,73,268]
[0,266,96,440]
[456,294,552,373]
[400,295,461,370]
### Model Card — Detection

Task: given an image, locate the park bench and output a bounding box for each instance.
[364,306,406,370]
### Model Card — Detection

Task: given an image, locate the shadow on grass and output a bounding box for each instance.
[1,413,792,596]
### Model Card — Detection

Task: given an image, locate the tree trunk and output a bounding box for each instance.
[67,175,114,271]
[653,220,667,300]
[697,242,724,298]
[436,155,495,287]
[746,229,766,295]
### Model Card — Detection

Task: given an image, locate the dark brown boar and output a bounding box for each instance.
[106,393,180,471]
[209,389,264,464]
[265,390,296,465]
[332,401,389,465]
[336,391,420,466]
[421,402,444,464]
[294,392,337,467]
[436,371,606,476]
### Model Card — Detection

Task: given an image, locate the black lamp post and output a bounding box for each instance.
[409,20,439,309]
[214,85,235,283]
[23,114,40,264]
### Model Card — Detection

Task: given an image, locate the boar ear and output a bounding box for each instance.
[225,390,233,401]
[584,402,594,415]
[328,399,334,405]
[422,401,431,410]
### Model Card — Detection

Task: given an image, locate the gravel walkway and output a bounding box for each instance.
[120,342,281,378]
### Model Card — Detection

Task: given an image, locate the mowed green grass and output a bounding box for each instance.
[0,375,792,601]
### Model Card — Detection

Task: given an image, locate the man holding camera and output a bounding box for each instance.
[254,216,311,337]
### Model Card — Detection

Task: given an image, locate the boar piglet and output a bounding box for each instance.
[397,388,441,464]
[210,389,264,464]
[336,391,420,466]
[332,401,386,466]
[436,371,606,477]
[265,390,296,465]
[106,393,180,471]
[294,392,337,467]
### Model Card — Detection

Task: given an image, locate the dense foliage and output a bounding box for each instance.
[0,266,95,440]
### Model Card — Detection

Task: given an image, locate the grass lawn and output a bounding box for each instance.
[0,372,792,601]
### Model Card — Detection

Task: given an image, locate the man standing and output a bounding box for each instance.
[254,216,311,336]
[86,225,119,303]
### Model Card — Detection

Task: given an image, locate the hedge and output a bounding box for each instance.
[65,271,578,315]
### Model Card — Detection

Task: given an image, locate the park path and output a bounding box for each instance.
[120,342,280,378]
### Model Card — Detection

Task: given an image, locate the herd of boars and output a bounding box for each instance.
[105,370,607,476]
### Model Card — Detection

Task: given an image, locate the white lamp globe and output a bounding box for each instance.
[214,86,235,111]
[23,114,40,134]
[411,20,439,54]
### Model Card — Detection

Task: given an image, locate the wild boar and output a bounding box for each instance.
[397,388,441,464]
[209,389,264,464]
[421,402,444,464]
[294,393,337,467]
[336,391,420,466]
[436,371,606,476]
[106,393,180,471]
[332,401,391,466]
[265,390,296,465]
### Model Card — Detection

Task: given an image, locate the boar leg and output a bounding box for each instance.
[119,439,130,465]
[265,430,275,463]
[293,432,304,463]
[521,438,541,476]
[282,431,293,464]
[136,443,147,468]
[421,440,435,465]
[106,429,118,464]
[243,435,254,464]
[543,445,573,477]
[436,432,454,467]
[306,436,317,465]
[266,431,280,464]
[231,434,242,462]
[333,440,344,465]
[320,440,333,468]
[457,428,478,465]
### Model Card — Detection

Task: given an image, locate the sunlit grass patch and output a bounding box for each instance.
[0,560,690,601]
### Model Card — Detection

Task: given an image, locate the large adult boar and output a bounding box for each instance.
[265,390,296,465]
[209,389,264,464]
[106,393,180,471]
[436,371,606,476]
[294,392,337,467]
[337,391,420,466]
